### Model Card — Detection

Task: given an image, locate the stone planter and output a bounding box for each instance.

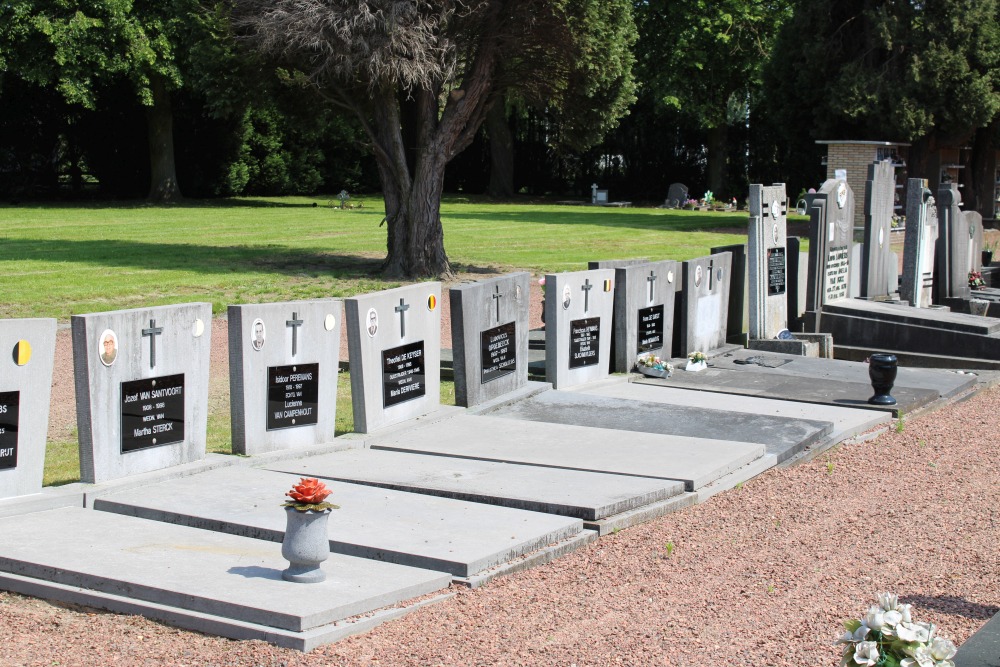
[684,360,707,372]
[637,365,672,379]
[281,508,331,583]
[868,353,898,406]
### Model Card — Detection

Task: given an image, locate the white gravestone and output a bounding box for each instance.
[900,179,939,308]
[345,283,441,433]
[543,269,615,390]
[678,252,733,355]
[228,299,343,455]
[806,179,856,312]
[0,319,56,499]
[748,183,788,339]
[72,303,212,484]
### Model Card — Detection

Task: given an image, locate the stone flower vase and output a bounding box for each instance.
[281,507,331,583]
[868,353,898,406]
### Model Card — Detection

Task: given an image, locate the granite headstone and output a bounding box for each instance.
[900,179,939,308]
[860,160,897,298]
[677,252,733,355]
[543,269,615,389]
[805,178,856,312]
[748,183,788,339]
[934,184,972,301]
[605,260,678,372]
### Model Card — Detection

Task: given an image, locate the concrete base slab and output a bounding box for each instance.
[954,609,1000,667]
[367,414,766,491]
[586,492,698,536]
[265,448,685,521]
[481,389,832,463]
[93,467,583,578]
[0,507,451,635]
[459,530,599,588]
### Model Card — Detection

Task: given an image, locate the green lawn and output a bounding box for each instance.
[0,195,764,320]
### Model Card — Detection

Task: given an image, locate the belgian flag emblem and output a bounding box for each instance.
[427,294,437,311]
[603,279,612,292]
[12,339,31,366]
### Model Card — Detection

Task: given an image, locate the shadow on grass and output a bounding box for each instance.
[442,208,750,233]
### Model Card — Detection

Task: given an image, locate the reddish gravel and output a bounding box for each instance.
[12,273,999,666]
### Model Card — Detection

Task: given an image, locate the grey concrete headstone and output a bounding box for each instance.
[934,184,972,301]
[712,243,748,345]
[678,252,733,355]
[543,269,615,389]
[449,273,530,408]
[609,260,678,372]
[805,178,856,312]
[0,319,56,499]
[965,210,984,273]
[72,303,212,484]
[861,160,896,298]
[748,183,788,339]
[900,179,939,308]
[228,299,343,455]
[587,258,649,270]
[345,283,441,433]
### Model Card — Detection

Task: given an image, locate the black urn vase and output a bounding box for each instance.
[868,353,898,406]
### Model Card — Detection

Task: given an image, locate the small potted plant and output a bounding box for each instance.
[836,592,957,667]
[969,270,986,290]
[280,477,339,583]
[684,351,708,372]
[636,353,673,378]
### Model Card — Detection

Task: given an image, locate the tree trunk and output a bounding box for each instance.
[486,101,514,199]
[706,124,727,195]
[146,73,181,202]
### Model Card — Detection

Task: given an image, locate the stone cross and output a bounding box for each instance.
[285,312,303,356]
[395,298,410,337]
[646,270,657,302]
[707,258,715,290]
[581,279,593,312]
[141,319,163,369]
[491,285,504,322]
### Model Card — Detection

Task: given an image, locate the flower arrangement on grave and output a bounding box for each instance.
[684,198,698,210]
[969,270,986,290]
[702,190,714,206]
[687,351,707,364]
[282,477,339,512]
[637,353,673,372]
[836,592,957,667]
[538,276,546,293]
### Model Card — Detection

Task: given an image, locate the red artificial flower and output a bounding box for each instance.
[286,478,332,505]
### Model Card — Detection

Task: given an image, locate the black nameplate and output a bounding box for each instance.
[0,390,19,470]
[481,321,517,384]
[120,374,185,453]
[267,363,319,431]
[382,341,425,408]
[768,247,786,296]
[569,317,601,369]
[636,305,665,354]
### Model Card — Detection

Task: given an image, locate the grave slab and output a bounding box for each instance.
[264,448,685,521]
[228,299,343,455]
[0,507,451,636]
[366,414,766,491]
[483,389,831,463]
[954,609,1000,667]
[92,466,583,578]
[0,318,57,499]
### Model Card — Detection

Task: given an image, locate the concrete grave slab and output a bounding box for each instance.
[0,506,450,648]
[72,303,212,483]
[345,283,441,433]
[264,448,685,522]
[544,269,616,389]
[367,414,765,491]
[0,318,56,500]
[678,252,733,355]
[93,466,583,578]
[228,299,343,455]
[450,273,530,408]
[483,389,831,463]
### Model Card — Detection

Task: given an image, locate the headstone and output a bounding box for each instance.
[711,243,748,345]
[786,237,806,330]
[677,252,733,355]
[587,258,649,270]
[72,303,212,484]
[665,183,688,208]
[965,210,984,273]
[900,179,939,308]
[606,260,678,372]
[0,319,56,499]
[449,273,530,408]
[748,183,788,339]
[934,184,972,301]
[861,160,896,298]
[805,178,856,313]
[345,283,441,433]
[543,269,615,389]
[228,300,343,455]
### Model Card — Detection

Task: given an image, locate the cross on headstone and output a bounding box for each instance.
[581,279,593,313]
[708,259,715,290]
[395,298,410,338]
[285,312,303,356]
[491,285,504,323]
[646,270,657,302]
[141,319,163,369]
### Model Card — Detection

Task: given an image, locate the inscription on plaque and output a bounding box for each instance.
[824,246,850,302]
[569,317,600,369]
[0,391,19,470]
[480,321,516,384]
[767,247,787,296]
[382,341,425,408]
[120,374,185,453]
[267,363,319,431]
[636,305,664,354]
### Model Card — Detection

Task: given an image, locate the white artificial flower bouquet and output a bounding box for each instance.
[837,592,957,667]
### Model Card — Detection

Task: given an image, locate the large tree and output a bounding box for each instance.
[234,0,636,278]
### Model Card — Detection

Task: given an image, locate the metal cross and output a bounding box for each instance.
[286,312,303,356]
[646,270,657,302]
[581,279,593,313]
[395,298,410,338]
[491,285,504,323]
[141,319,163,369]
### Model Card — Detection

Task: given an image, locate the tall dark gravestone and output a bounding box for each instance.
[861,160,897,298]
[806,179,856,315]
[934,184,973,302]
[900,179,939,308]
[449,273,530,408]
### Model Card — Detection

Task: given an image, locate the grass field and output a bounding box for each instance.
[0,195,763,319]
